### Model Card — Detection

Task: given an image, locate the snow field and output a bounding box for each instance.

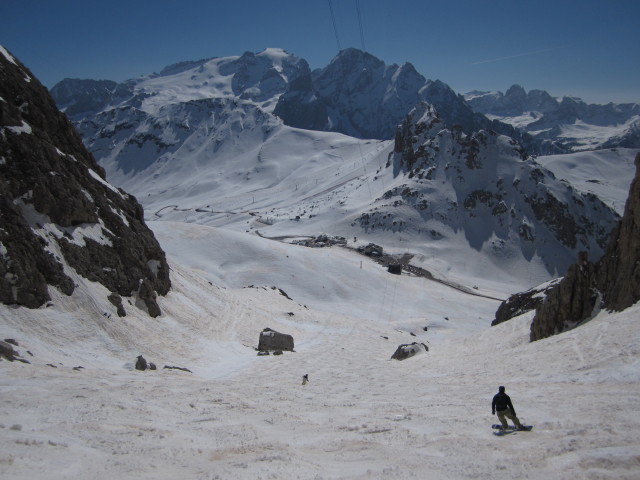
[2,222,640,479]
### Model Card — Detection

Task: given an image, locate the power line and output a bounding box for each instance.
[355,0,366,51]
[327,0,341,51]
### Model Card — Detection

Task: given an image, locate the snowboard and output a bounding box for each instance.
[492,424,532,435]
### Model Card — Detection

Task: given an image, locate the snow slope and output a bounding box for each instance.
[2,221,640,479]
[84,99,637,295]
[3,46,640,480]
[536,148,638,215]
[66,49,637,292]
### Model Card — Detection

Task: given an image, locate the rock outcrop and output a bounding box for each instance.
[528,152,640,341]
[529,252,599,340]
[384,103,618,276]
[0,46,170,315]
[491,280,559,326]
[391,342,428,360]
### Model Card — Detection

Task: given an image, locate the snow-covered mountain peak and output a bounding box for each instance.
[255,47,296,70]
[401,101,444,139]
[52,49,310,119]
[384,103,620,276]
[465,84,640,150]
[132,49,308,115]
[52,47,630,286]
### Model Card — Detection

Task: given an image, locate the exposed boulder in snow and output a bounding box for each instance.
[0,47,170,315]
[258,328,294,352]
[0,340,19,361]
[135,355,148,371]
[108,293,127,317]
[390,342,428,360]
[529,153,640,341]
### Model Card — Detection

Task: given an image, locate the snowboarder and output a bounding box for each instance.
[492,386,523,430]
[301,374,309,385]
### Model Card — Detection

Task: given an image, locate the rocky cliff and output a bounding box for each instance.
[386,103,618,276]
[0,46,170,316]
[527,152,640,341]
[274,49,554,154]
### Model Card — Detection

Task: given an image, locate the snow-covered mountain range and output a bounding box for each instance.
[49,48,637,290]
[3,45,640,480]
[465,84,640,151]
[53,48,550,154]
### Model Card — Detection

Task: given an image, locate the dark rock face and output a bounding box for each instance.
[491,280,559,326]
[529,252,599,340]
[274,49,555,154]
[597,155,640,311]
[528,153,640,341]
[0,47,170,315]
[258,328,294,352]
[49,78,134,119]
[273,71,328,132]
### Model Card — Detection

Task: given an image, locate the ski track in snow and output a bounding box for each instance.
[2,242,640,479]
[4,69,640,476]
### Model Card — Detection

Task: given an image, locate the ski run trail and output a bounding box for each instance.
[2,220,640,480]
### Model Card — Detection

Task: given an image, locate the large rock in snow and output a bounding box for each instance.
[391,342,428,360]
[258,328,294,352]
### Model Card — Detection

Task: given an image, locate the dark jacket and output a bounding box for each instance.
[492,392,516,415]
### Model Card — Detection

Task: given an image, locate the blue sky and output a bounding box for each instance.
[2,0,638,104]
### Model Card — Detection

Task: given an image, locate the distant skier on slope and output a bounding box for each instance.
[492,386,524,430]
[302,374,309,386]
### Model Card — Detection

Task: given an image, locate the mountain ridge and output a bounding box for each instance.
[51,48,556,154]
[51,48,639,153]
[465,84,640,151]
[45,48,633,288]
